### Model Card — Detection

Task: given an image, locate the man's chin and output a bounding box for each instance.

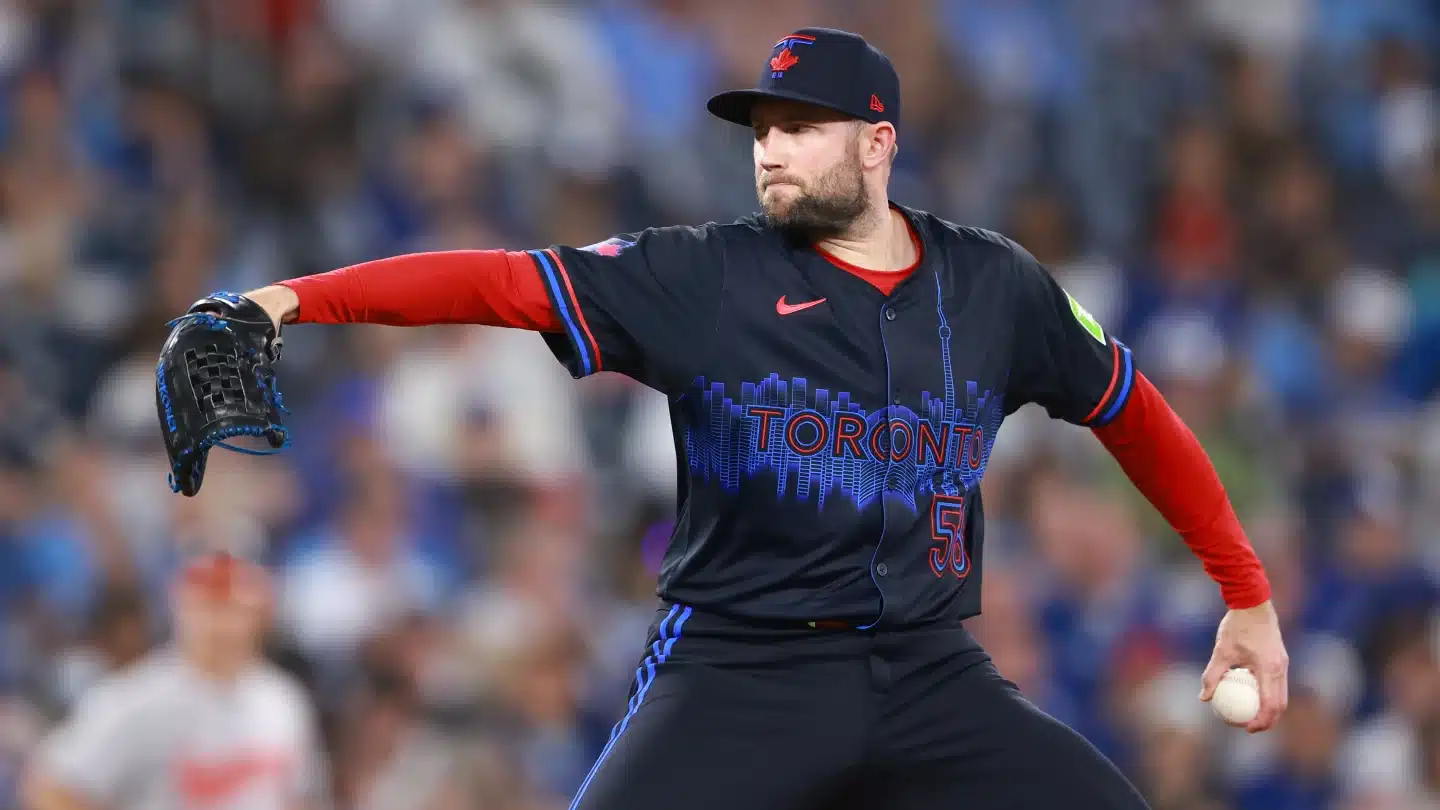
[759,197,788,221]
[760,187,797,210]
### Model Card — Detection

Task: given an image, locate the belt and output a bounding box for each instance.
[804,619,856,630]
[656,603,866,633]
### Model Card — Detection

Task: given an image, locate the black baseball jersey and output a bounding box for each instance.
[527,204,1136,628]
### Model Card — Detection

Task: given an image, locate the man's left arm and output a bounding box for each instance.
[1006,244,1288,732]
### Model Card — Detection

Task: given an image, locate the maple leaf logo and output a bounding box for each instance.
[769,48,799,74]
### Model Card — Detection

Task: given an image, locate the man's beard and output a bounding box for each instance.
[757,150,869,241]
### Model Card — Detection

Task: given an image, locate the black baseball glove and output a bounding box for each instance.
[156,292,291,496]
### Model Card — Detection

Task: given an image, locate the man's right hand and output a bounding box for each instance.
[243,285,300,332]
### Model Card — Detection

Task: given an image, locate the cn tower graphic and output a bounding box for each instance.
[934,273,960,498]
[935,274,955,422]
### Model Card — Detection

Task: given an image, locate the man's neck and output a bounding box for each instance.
[816,201,916,272]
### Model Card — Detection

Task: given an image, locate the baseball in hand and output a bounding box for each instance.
[1210,667,1260,725]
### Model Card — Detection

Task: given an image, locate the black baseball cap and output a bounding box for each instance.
[707,27,900,130]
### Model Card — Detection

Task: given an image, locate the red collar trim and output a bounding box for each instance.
[813,207,924,277]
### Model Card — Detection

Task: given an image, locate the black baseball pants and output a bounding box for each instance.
[569,603,1151,810]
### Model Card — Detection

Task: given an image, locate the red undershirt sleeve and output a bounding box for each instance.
[1092,371,1272,610]
[274,250,561,332]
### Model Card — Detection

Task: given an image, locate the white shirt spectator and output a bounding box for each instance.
[34,649,326,810]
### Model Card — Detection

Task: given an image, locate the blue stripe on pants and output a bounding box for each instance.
[569,604,693,810]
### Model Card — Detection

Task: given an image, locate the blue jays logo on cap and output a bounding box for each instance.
[769,33,815,78]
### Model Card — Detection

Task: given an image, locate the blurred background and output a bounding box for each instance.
[0,0,1437,808]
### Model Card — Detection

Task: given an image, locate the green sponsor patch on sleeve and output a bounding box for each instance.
[1066,291,1106,344]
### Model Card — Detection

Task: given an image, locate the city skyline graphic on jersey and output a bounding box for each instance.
[683,274,1005,512]
[683,374,1005,512]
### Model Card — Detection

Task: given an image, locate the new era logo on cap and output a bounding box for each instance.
[870,94,885,113]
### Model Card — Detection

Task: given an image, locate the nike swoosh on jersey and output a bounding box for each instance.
[776,296,827,315]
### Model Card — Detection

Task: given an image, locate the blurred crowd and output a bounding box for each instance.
[0,0,1438,808]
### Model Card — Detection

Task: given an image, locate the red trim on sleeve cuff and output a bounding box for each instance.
[542,248,603,371]
[1082,342,1122,424]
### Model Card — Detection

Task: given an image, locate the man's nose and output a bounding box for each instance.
[756,132,786,171]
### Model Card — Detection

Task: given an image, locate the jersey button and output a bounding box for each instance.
[884,307,897,321]
[876,563,889,576]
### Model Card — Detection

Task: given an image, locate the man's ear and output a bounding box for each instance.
[862,121,897,169]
